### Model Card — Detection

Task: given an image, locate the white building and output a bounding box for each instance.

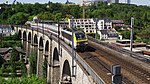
[68,19,96,33]
[96,18,112,30]
[68,18,118,40]
[68,18,112,32]
[79,0,105,6]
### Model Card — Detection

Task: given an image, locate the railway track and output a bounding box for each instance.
[78,41,150,84]
[78,48,112,84]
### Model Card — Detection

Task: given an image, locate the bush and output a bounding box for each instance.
[2,68,12,73]
[0,75,46,84]
[3,62,11,66]
[1,73,10,77]
[0,33,22,48]
[29,52,37,75]
[15,66,21,70]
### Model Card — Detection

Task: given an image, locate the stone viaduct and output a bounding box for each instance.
[14,25,105,84]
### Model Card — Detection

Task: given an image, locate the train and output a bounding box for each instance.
[26,21,88,51]
[61,27,88,51]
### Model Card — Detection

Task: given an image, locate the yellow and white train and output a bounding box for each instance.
[61,27,88,51]
[27,22,88,51]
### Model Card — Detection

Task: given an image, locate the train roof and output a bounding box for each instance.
[62,27,84,35]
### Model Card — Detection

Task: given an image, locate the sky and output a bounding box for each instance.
[0,0,150,6]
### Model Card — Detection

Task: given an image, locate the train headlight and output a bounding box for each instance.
[77,42,80,45]
[84,42,88,45]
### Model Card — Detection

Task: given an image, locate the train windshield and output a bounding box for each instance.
[75,32,86,40]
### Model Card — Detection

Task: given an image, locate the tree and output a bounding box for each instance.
[37,12,54,20]
[29,52,37,75]
[137,28,150,43]
[9,12,29,25]
[10,48,18,77]
[42,57,47,78]
[119,30,130,39]
[55,13,62,21]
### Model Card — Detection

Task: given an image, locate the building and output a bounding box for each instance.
[99,29,118,40]
[112,20,124,27]
[85,0,105,3]
[80,0,105,6]
[0,25,14,37]
[0,47,25,62]
[112,39,146,47]
[127,0,130,4]
[108,0,119,3]
[68,18,96,33]
[68,18,113,33]
[68,18,113,32]
[96,18,112,30]
[68,18,118,40]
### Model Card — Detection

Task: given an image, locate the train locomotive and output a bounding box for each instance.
[28,22,88,51]
[61,27,88,51]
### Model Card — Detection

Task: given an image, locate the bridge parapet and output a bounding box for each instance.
[76,52,105,84]
[88,36,149,60]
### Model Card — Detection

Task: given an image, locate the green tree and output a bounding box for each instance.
[9,12,29,25]
[37,12,54,20]
[29,52,37,75]
[137,28,150,43]
[10,48,18,77]
[42,57,47,78]
[119,30,130,39]
[55,13,62,21]
[0,75,46,84]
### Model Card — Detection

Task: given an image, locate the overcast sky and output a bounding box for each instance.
[0,0,150,6]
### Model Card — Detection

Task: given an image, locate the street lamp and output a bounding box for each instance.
[0,7,4,47]
[95,18,98,39]
[0,26,3,47]
[42,20,44,38]
[71,16,76,77]
[130,17,134,52]
[57,20,61,57]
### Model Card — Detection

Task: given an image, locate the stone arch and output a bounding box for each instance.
[23,31,27,41]
[30,34,38,75]
[34,34,38,44]
[52,47,60,84]
[23,31,27,51]
[27,32,32,57]
[62,60,72,83]
[43,40,49,78]
[37,36,44,77]
[39,36,43,48]
[53,47,59,65]
[28,32,31,42]
[18,30,22,39]
[45,40,49,54]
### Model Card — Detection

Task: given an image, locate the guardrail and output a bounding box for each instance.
[76,52,105,84]
[88,36,150,61]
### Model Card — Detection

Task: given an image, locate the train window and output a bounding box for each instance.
[75,32,86,40]
[146,45,150,49]
[85,25,88,27]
